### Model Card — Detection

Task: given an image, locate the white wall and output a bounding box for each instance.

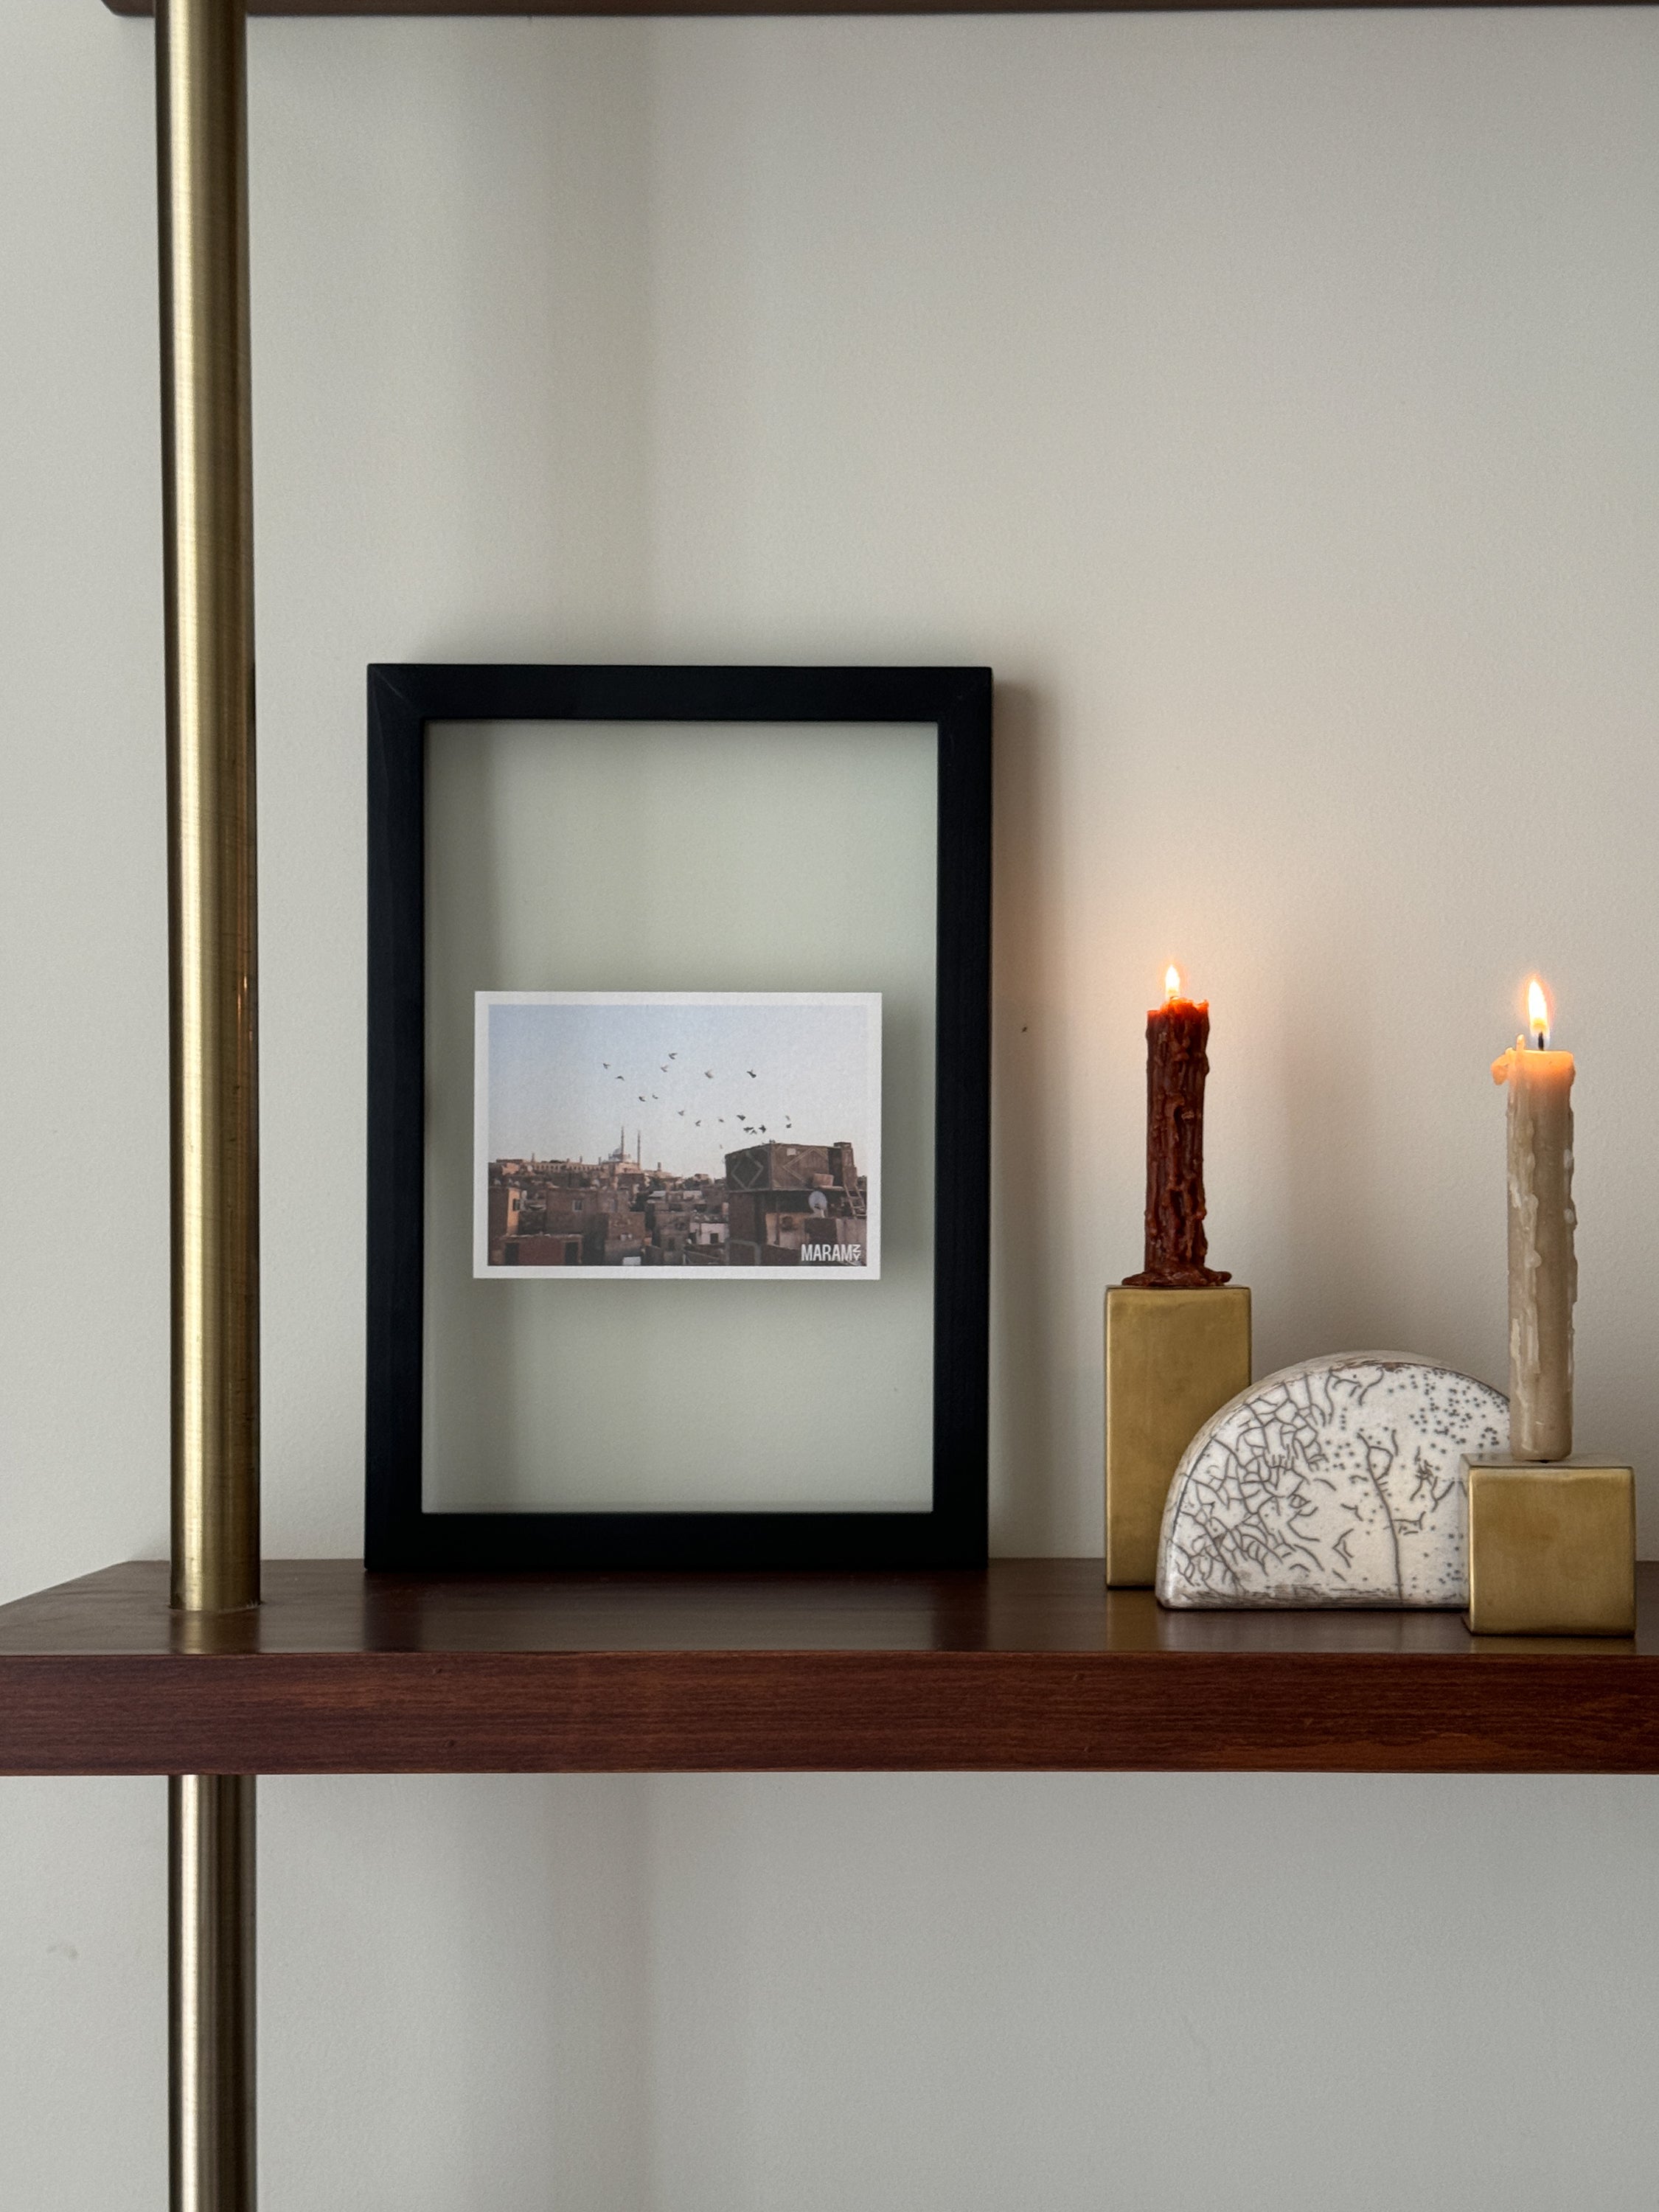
[4,2,1659,2204]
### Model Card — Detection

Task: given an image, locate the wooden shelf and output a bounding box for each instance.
[3,1558,1658,1774]
[100,0,1627,17]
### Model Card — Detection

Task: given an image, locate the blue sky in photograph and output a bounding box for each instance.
[484,995,877,1178]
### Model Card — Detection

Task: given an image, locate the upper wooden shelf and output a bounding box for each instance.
[102,0,1630,16]
[2,1557,1657,1774]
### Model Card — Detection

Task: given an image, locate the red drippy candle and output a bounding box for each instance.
[1124,965,1230,1290]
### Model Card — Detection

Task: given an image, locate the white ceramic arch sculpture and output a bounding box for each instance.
[1156,1354,1509,1609]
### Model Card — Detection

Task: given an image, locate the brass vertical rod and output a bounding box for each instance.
[159,0,260,1618]
[159,0,259,2198]
[170,1777,258,2212]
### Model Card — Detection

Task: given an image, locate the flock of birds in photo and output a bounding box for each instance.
[598,1050,794,1149]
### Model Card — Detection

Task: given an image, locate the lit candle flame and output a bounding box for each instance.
[1164,964,1182,1004]
[1528,976,1551,1050]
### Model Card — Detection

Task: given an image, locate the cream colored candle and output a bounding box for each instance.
[1490,979,1576,1461]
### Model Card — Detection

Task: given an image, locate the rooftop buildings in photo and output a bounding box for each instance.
[484,1131,868,1270]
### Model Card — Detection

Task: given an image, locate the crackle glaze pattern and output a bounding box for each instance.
[1157,1354,1509,1609]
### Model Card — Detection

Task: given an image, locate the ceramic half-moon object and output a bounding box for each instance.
[1156,1354,1508,1609]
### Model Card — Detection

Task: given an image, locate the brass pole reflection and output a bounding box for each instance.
[158,0,260,2195]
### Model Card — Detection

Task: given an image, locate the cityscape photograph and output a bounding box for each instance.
[474,992,881,1276]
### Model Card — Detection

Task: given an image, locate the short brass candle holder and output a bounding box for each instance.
[1462,1454,1636,1637]
[1105,1284,1251,1587]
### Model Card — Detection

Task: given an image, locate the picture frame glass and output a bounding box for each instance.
[420,717,939,1514]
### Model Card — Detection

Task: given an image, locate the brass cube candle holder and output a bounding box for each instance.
[1105,1284,1251,1587]
[1463,1455,1636,1637]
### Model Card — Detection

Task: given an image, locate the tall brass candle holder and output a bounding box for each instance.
[1106,1283,1251,1585]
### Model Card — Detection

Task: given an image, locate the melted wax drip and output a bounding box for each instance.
[1124,996,1231,1290]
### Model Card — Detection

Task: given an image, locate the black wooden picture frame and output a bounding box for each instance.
[366,663,991,1572]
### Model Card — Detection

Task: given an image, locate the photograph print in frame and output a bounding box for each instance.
[476,991,882,1279]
